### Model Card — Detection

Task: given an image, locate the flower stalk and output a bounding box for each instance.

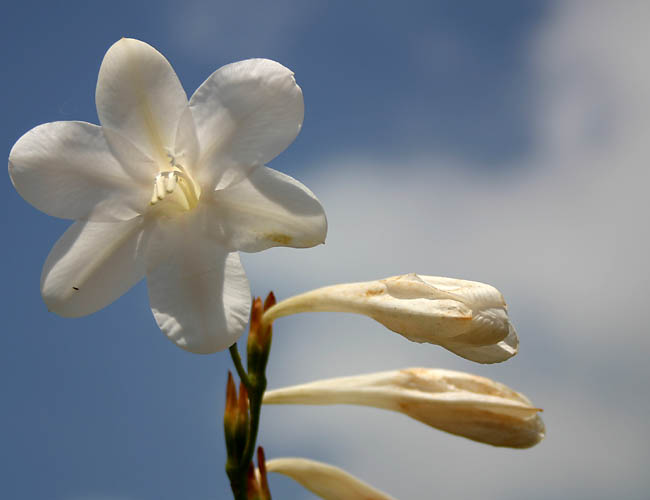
[225,294,275,499]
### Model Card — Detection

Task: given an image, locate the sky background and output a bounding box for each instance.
[3,1,649,499]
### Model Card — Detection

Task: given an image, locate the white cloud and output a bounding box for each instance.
[167,0,322,61]
[243,1,650,498]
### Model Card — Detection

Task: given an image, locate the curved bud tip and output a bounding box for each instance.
[263,291,276,311]
[225,372,237,419]
[257,447,271,499]
[249,297,263,336]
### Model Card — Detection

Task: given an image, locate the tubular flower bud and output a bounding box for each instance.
[246,463,262,500]
[263,368,545,448]
[248,292,276,377]
[245,447,272,500]
[263,291,277,313]
[257,447,271,500]
[247,297,265,373]
[263,273,518,363]
[224,372,238,457]
[236,382,250,439]
[265,457,396,500]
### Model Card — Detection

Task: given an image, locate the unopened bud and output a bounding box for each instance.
[227,381,250,458]
[257,447,271,500]
[248,447,272,500]
[224,372,238,457]
[263,291,276,312]
[246,463,262,500]
[263,273,518,363]
[248,296,273,376]
[264,368,544,448]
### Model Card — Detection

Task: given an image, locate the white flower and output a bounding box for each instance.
[263,273,517,363]
[265,457,396,500]
[264,368,545,448]
[8,38,327,353]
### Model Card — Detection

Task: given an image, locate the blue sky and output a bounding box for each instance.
[3,1,649,499]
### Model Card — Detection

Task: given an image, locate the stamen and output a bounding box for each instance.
[148,166,200,213]
[177,177,194,206]
[156,175,166,201]
[165,172,177,193]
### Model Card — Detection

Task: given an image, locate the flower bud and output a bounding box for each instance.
[234,381,250,453]
[246,463,262,500]
[224,372,238,457]
[256,447,271,500]
[263,273,518,363]
[247,297,265,373]
[247,293,275,375]
[263,291,276,313]
[263,368,544,448]
[265,457,396,500]
[246,447,272,500]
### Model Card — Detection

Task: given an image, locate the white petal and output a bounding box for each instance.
[189,59,303,189]
[174,106,201,173]
[41,217,147,317]
[145,216,251,353]
[266,458,396,500]
[206,166,327,252]
[96,38,189,169]
[441,323,519,364]
[9,121,147,221]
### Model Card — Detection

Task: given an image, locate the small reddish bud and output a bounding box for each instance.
[246,462,261,499]
[248,296,272,375]
[247,298,264,352]
[225,372,237,418]
[224,371,238,457]
[249,297,263,337]
[257,446,271,499]
[232,381,250,457]
[263,291,276,312]
[238,381,250,418]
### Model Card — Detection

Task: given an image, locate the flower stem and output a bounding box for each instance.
[229,343,251,391]
[241,371,266,470]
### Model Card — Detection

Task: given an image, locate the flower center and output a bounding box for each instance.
[149,156,200,216]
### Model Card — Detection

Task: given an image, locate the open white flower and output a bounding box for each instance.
[263,273,517,363]
[264,368,545,448]
[265,457,396,500]
[8,38,327,353]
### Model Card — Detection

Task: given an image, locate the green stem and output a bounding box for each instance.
[241,373,266,471]
[226,338,270,499]
[229,343,251,391]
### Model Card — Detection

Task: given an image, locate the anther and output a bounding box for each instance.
[165,172,177,193]
[156,175,166,201]
[149,165,200,212]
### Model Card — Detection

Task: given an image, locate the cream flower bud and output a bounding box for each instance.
[263,273,518,363]
[264,368,545,448]
[265,457,396,500]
